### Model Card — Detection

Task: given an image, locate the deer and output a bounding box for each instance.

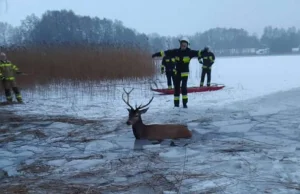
[122,88,192,141]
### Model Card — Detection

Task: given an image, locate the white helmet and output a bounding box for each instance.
[0,52,6,59]
[179,37,190,45]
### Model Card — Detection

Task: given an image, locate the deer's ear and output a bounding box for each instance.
[140,108,149,114]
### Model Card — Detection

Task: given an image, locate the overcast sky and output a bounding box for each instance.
[0,0,299,37]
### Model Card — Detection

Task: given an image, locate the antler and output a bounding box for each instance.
[136,95,154,110]
[122,88,134,110]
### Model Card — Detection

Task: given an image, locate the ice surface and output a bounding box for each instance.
[84,140,119,154]
[1,55,300,193]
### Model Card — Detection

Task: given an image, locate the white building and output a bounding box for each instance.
[291,46,300,53]
[256,48,270,55]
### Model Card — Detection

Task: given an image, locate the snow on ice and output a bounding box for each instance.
[1,55,300,193]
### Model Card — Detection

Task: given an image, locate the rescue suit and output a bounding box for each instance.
[198,48,215,87]
[161,56,176,89]
[152,39,202,108]
[0,60,23,103]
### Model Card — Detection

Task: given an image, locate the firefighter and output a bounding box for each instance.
[0,52,23,103]
[161,56,176,89]
[198,46,215,87]
[152,37,202,108]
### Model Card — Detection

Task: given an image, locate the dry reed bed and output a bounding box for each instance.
[2,44,157,90]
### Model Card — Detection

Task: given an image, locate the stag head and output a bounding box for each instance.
[122,88,154,125]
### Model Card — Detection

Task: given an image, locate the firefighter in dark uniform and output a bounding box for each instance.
[198,46,215,87]
[152,37,202,108]
[161,56,176,89]
[0,52,23,103]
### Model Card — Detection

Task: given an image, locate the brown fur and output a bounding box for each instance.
[127,109,192,140]
[138,124,192,140]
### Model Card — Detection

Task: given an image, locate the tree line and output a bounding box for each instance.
[1,9,300,55]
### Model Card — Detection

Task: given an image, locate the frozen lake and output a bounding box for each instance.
[1,54,300,193]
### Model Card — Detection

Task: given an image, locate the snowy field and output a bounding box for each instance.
[1,54,300,193]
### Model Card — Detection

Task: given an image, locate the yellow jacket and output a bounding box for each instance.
[0,60,20,81]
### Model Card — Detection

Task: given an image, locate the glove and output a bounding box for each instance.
[173,69,177,75]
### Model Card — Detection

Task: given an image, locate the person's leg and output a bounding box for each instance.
[166,72,172,89]
[181,76,188,108]
[207,68,211,87]
[200,67,207,87]
[171,72,175,89]
[3,80,12,102]
[11,80,23,102]
[173,74,181,107]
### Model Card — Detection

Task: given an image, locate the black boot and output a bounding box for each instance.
[4,89,12,103]
[16,96,23,103]
[6,97,13,103]
[174,96,180,107]
[12,87,23,103]
[182,96,188,108]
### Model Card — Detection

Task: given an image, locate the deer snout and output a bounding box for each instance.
[126,120,132,125]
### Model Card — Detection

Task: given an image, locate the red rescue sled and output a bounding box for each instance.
[151,83,225,95]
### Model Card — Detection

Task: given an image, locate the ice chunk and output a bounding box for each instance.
[159,148,200,160]
[84,140,118,154]
[64,159,105,170]
[143,144,161,149]
[48,159,68,166]
[163,191,177,194]
[18,145,44,154]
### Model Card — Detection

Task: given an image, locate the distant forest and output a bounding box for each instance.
[1,9,300,56]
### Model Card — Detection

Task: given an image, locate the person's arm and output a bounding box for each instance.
[196,50,204,64]
[11,62,22,74]
[0,69,4,80]
[190,49,202,58]
[152,49,176,58]
[209,52,215,65]
[161,58,166,74]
